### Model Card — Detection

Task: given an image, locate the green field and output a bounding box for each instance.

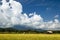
[0,34,60,40]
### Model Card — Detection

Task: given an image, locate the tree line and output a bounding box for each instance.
[0,28,60,34]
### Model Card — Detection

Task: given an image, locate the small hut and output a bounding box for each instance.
[47,30,53,34]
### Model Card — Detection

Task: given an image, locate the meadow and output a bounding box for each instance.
[0,34,60,40]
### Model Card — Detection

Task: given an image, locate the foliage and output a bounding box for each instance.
[0,28,60,34]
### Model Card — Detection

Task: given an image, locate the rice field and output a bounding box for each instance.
[0,34,60,40]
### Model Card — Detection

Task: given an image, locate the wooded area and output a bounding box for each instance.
[0,28,60,34]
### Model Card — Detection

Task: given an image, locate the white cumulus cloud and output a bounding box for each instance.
[0,0,60,30]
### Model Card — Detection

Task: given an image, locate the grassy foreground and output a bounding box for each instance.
[0,34,60,40]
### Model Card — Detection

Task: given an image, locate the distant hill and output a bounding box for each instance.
[0,25,60,34]
[13,25,35,30]
[0,26,45,34]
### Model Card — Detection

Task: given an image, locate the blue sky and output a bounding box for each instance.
[0,0,60,29]
[16,0,60,21]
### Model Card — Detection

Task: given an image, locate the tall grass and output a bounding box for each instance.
[0,34,60,40]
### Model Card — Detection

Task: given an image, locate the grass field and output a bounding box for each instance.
[0,34,60,40]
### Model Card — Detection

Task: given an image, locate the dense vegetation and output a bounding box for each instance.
[0,28,60,34]
[0,28,43,34]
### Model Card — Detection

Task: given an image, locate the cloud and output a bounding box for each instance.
[0,0,22,28]
[54,15,59,18]
[0,0,60,30]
